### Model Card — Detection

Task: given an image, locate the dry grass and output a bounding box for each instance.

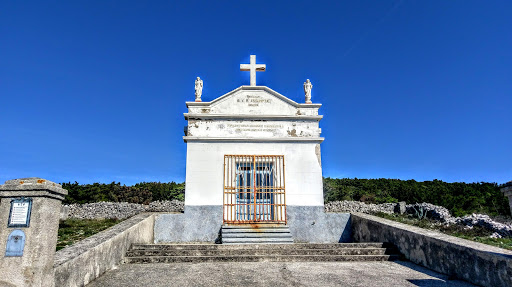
[57,218,122,251]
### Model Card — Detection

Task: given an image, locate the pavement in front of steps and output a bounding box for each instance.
[86,261,475,287]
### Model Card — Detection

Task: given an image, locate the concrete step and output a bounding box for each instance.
[222,224,288,229]
[125,242,402,264]
[130,242,395,250]
[221,224,292,244]
[222,228,291,233]
[126,247,392,257]
[222,232,293,238]
[221,237,293,244]
[125,254,401,264]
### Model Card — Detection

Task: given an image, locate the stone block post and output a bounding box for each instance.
[0,178,67,287]
[501,181,512,216]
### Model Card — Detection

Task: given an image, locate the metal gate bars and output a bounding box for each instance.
[223,155,286,224]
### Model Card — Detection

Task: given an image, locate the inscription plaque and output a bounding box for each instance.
[8,198,32,228]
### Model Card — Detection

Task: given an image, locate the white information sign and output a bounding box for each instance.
[9,202,30,225]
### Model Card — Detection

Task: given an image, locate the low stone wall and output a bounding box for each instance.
[61,200,184,220]
[325,201,452,219]
[352,212,512,287]
[53,213,155,287]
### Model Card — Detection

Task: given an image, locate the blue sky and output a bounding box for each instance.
[1,1,511,185]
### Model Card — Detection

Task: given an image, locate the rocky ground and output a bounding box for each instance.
[325,200,512,238]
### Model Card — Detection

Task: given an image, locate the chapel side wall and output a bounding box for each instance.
[184,142,324,207]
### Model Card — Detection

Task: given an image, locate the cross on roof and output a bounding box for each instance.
[240,55,266,86]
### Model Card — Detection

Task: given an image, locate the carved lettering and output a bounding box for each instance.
[237,95,272,106]
[227,123,283,132]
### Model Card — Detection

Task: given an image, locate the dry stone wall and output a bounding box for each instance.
[457,214,512,238]
[60,200,184,220]
[324,201,398,214]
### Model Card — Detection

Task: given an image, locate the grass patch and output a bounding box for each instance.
[450,235,512,250]
[374,212,512,251]
[57,218,122,251]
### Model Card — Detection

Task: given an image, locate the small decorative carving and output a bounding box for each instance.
[304,79,313,104]
[195,77,203,102]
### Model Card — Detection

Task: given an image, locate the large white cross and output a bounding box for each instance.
[240,55,266,86]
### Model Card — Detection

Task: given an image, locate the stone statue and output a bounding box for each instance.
[304,79,313,103]
[195,77,203,102]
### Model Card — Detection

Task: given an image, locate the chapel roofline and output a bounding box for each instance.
[186,86,322,108]
[183,114,323,121]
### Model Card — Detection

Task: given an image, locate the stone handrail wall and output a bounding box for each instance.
[351,212,512,287]
[53,213,155,287]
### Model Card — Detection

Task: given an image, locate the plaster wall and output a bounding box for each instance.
[185,142,323,206]
[154,206,222,243]
[287,207,351,243]
[187,119,320,139]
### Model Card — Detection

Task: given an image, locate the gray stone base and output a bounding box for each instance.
[154,205,223,243]
[287,206,351,243]
[154,205,351,243]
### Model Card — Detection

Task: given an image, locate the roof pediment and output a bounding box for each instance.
[186,86,321,118]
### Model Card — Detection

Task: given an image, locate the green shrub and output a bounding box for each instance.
[62,181,185,204]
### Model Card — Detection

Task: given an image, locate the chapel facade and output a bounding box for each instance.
[154,55,349,243]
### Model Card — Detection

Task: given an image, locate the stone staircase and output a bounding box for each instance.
[221,224,294,244]
[125,243,401,263]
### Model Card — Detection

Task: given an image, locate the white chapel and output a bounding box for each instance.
[154,55,350,243]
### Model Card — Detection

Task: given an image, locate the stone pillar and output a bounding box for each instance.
[0,178,67,287]
[501,181,512,216]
